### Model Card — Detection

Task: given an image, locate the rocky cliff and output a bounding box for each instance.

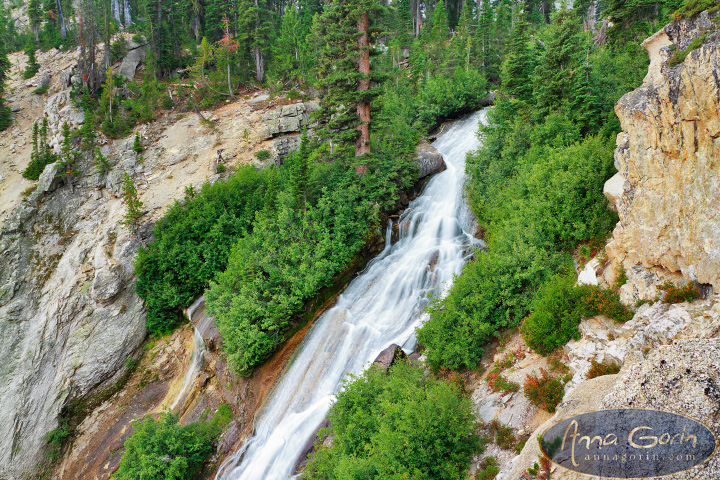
[605,10,720,302]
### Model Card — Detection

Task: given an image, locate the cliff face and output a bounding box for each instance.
[605,11,720,300]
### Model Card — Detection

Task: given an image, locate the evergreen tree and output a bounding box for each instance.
[532,8,582,114]
[0,49,10,131]
[312,0,383,170]
[289,131,310,209]
[501,17,534,102]
[121,172,144,235]
[133,131,145,153]
[24,42,41,79]
[451,0,475,71]
[28,0,42,39]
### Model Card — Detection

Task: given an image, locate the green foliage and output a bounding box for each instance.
[523,369,564,413]
[488,420,518,450]
[586,359,621,379]
[32,82,49,95]
[302,360,480,480]
[476,456,500,480]
[520,273,583,355]
[0,49,9,131]
[23,42,40,79]
[23,119,58,180]
[254,149,270,161]
[113,409,226,480]
[110,37,128,63]
[44,419,71,460]
[520,272,633,355]
[133,131,145,153]
[659,281,700,304]
[135,166,268,334]
[672,0,720,19]
[667,33,709,66]
[94,147,113,174]
[207,149,416,374]
[121,173,144,234]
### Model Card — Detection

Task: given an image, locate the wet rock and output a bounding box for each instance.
[414,139,446,179]
[372,343,407,371]
[216,420,241,455]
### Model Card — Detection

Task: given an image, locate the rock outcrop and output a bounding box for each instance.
[0,161,147,479]
[605,10,720,297]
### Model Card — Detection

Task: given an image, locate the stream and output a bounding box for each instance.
[216,110,487,480]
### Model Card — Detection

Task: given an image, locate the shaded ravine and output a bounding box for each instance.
[216,110,487,480]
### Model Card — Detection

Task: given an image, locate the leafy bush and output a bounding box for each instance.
[521,273,633,355]
[135,166,269,334]
[303,360,480,480]
[476,456,500,480]
[32,82,49,95]
[659,281,699,304]
[520,273,584,355]
[667,34,709,66]
[487,368,520,393]
[254,149,271,161]
[44,419,71,459]
[586,359,621,379]
[577,284,633,322]
[114,409,229,480]
[524,369,564,413]
[488,420,517,450]
[672,0,719,20]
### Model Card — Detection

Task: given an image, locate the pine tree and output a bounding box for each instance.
[121,172,144,235]
[0,49,10,131]
[133,131,145,153]
[24,42,40,79]
[532,8,582,114]
[501,17,534,102]
[273,5,302,82]
[451,0,475,71]
[312,0,383,170]
[28,0,42,40]
[290,131,310,210]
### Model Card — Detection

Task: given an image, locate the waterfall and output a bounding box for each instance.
[171,297,211,411]
[216,110,487,480]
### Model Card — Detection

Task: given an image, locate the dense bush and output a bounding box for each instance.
[418,135,616,370]
[524,369,564,413]
[114,407,230,480]
[520,273,584,355]
[586,359,621,379]
[659,281,700,304]
[303,361,480,480]
[206,148,417,375]
[135,166,268,334]
[521,273,632,355]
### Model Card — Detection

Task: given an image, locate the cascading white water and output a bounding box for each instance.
[171,297,213,411]
[216,110,487,480]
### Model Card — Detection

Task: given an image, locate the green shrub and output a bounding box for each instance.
[667,34,709,67]
[23,119,58,180]
[524,369,564,413]
[32,82,49,95]
[44,419,71,459]
[135,165,269,334]
[487,368,520,393]
[133,131,145,153]
[659,281,699,304]
[672,0,719,20]
[216,163,226,173]
[254,149,271,161]
[110,37,128,64]
[489,420,517,450]
[114,409,227,480]
[476,456,500,480]
[520,273,583,356]
[586,359,621,379]
[303,361,480,480]
[577,284,633,322]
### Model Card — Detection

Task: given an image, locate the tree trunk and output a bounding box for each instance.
[227,63,234,98]
[355,10,371,174]
[111,0,123,28]
[55,0,66,39]
[124,0,133,27]
[254,47,264,82]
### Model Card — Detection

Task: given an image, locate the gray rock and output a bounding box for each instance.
[415,140,446,179]
[92,265,123,302]
[118,41,147,80]
[372,343,407,371]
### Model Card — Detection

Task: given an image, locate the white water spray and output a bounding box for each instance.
[216,110,487,480]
